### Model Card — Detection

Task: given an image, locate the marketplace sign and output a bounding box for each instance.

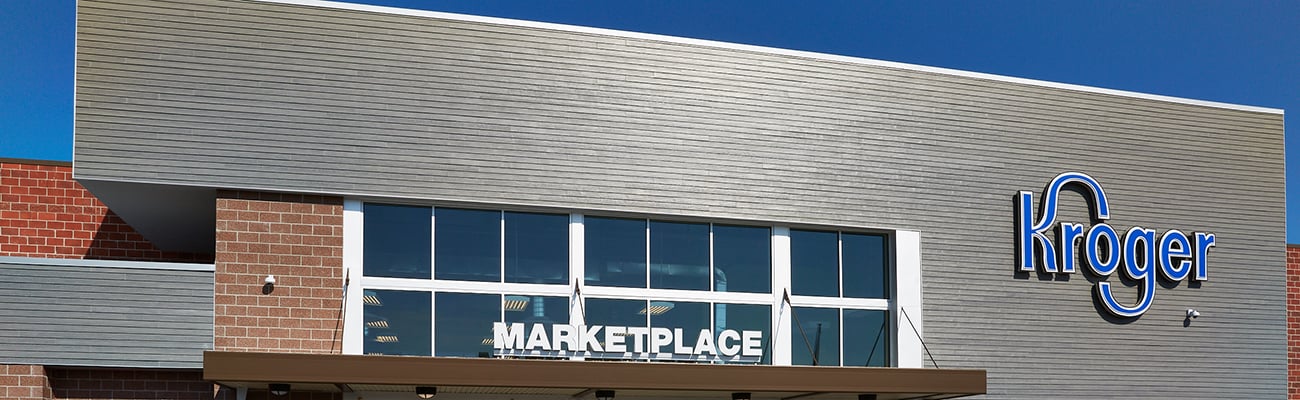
[492,322,763,362]
[1016,172,1215,318]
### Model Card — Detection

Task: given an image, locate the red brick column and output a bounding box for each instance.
[0,364,50,400]
[1290,244,1300,399]
[0,159,211,262]
[46,368,213,400]
[213,191,344,353]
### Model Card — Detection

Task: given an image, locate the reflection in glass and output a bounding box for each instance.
[790,306,840,366]
[584,298,645,353]
[715,303,771,364]
[435,292,497,357]
[504,295,569,326]
[843,233,888,299]
[585,217,647,288]
[649,221,709,290]
[505,212,568,284]
[713,225,771,293]
[363,289,430,356]
[791,230,839,297]
[650,301,708,356]
[435,209,500,282]
[843,309,889,367]
[363,204,431,279]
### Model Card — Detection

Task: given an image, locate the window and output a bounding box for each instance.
[504,212,568,284]
[352,202,898,367]
[363,289,430,356]
[713,225,771,293]
[434,292,497,357]
[585,219,773,293]
[790,230,839,296]
[584,217,646,288]
[791,229,889,299]
[434,208,499,282]
[649,221,709,290]
[363,204,430,279]
[843,309,889,367]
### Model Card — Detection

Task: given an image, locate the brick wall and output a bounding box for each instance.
[0,159,212,263]
[214,190,345,353]
[46,368,212,400]
[1290,244,1300,399]
[1,364,50,400]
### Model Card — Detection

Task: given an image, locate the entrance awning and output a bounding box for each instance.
[204,351,985,400]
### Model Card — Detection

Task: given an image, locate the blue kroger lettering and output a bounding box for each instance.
[1016,172,1214,318]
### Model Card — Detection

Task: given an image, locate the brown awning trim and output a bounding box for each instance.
[204,351,985,397]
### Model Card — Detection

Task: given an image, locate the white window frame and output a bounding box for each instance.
[342,199,923,368]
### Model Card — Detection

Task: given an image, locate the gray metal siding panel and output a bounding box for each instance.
[75,0,1284,397]
[0,262,214,368]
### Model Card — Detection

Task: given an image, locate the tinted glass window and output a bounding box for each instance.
[504,295,569,326]
[585,217,646,288]
[790,306,840,366]
[713,225,771,293]
[843,309,889,367]
[434,292,498,357]
[363,289,430,356]
[650,301,708,357]
[363,204,431,279]
[715,303,771,364]
[504,212,568,284]
[435,208,500,282]
[842,233,888,299]
[584,298,646,329]
[649,221,709,290]
[791,230,839,297]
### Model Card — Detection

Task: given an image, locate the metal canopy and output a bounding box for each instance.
[204,351,985,400]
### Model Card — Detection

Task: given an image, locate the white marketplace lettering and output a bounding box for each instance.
[492,322,762,358]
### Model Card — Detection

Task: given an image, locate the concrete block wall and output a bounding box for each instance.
[1,364,50,400]
[0,159,212,262]
[46,368,213,400]
[213,190,345,354]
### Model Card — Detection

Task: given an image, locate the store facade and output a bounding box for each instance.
[1,0,1288,398]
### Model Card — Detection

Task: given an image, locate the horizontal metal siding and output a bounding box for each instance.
[74,0,1285,397]
[0,262,213,368]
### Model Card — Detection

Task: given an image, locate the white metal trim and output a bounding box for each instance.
[341,199,364,355]
[788,295,889,310]
[771,227,792,366]
[0,256,214,272]
[581,285,770,304]
[248,0,1285,115]
[894,230,923,368]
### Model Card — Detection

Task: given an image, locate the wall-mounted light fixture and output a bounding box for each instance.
[416,386,437,399]
[268,383,290,396]
[732,392,751,400]
[595,390,615,400]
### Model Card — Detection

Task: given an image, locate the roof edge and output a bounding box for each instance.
[255,0,1283,115]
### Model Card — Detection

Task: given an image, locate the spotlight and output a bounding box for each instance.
[732,393,751,400]
[595,390,616,400]
[416,386,437,399]
[268,383,290,396]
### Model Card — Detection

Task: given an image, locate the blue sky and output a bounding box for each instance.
[2,0,1297,239]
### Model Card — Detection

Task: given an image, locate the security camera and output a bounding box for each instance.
[265,275,276,284]
[1186,309,1200,318]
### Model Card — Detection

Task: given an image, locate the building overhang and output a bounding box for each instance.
[204,351,986,399]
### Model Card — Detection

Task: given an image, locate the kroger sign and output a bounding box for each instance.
[1017,172,1215,318]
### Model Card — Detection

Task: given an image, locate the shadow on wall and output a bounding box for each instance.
[85,211,214,264]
